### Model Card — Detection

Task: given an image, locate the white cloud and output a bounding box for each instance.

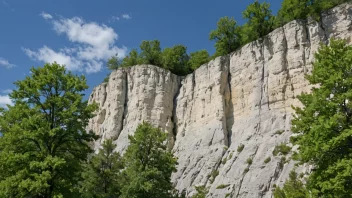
[23,16,127,73]
[0,57,15,68]
[40,11,53,20]
[122,14,131,19]
[23,46,81,71]
[0,95,13,108]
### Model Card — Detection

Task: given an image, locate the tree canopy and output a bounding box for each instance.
[209,16,242,57]
[120,122,178,198]
[0,62,97,197]
[79,139,124,198]
[287,39,352,197]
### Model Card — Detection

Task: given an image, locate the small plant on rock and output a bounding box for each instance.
[237,144,245,152]
[264,157,271,164]
[273,143,291,156]
[216,184,230,189]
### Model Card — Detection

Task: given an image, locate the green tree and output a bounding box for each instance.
[139,40,162,66]
[291,39,352,197]
[274,171,309,198]
[275,0,311,27]
[107,49,139,70]
[107,54,121,70]
[120,122,178,198]
[209,16,242,57]
[241,1,275,44]
[188,50,210,71]
[79,139,124,198]
[0,63,97,197]
[162,45,190,75]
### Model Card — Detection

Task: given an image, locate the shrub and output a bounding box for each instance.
[264,157,271,164]
[273,143,291,156]
[274,130,285,135]
[243,167,249,174]
[237,144,245,152]
[246,157,253,165]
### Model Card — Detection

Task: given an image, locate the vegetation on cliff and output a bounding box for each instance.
[275,39,352,197]
[106,0,351,77]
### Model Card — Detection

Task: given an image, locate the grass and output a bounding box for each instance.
[237,144,245,152]
[272,143,291,156]
[216,184,230,189]
[264,157,271,164]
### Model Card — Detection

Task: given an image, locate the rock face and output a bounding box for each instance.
[87,4,352,198]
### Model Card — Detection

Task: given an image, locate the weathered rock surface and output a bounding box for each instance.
[87,4,352,197]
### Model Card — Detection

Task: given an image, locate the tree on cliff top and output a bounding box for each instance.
[287,39,352,197]
[120,122,178,198]
[0,63,98,197]
[209,16,242,57]
[241,1,275,44]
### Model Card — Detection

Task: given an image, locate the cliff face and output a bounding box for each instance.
[87,4,352,197]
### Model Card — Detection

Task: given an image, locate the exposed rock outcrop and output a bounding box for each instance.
[87,3,352,197]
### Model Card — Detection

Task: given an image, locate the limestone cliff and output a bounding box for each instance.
[87,3,352,198]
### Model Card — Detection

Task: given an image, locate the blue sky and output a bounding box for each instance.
[0,0,283,107]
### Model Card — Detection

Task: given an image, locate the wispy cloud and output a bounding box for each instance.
[40,11,53,20]
[109,16,120,23]
[122,14,131,19]
[0,95,13,108]
[23,13,127,73]
[2,0,14,11]
[0,57,16,68]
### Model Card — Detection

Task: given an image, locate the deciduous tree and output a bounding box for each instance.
[0,63,97,197]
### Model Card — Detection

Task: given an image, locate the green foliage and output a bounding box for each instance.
[192,185,208,198]
[107,54,121,70]
[0,63,97,197]
[188,50,210,70]
[273,171,309,198]
[275,0,350,27]
[139,40,163,66]
[237,144,245,152]
[225,193,231,198]
[272,143,291,156]
[216,184,230,189]
[291,39,352,197]
[241,1,275,44]
[243,167,249,174]
[228,152,233,160]
[120,122,178,198]
[279,157,287,169]
[274,129,285,135]
[222,157,227,164]
[162,45,190,75]
[246,157,253,165]
[209,16,242,56]
[208,170,219,184]
[79,139,124,198]
[264,157,271,164]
